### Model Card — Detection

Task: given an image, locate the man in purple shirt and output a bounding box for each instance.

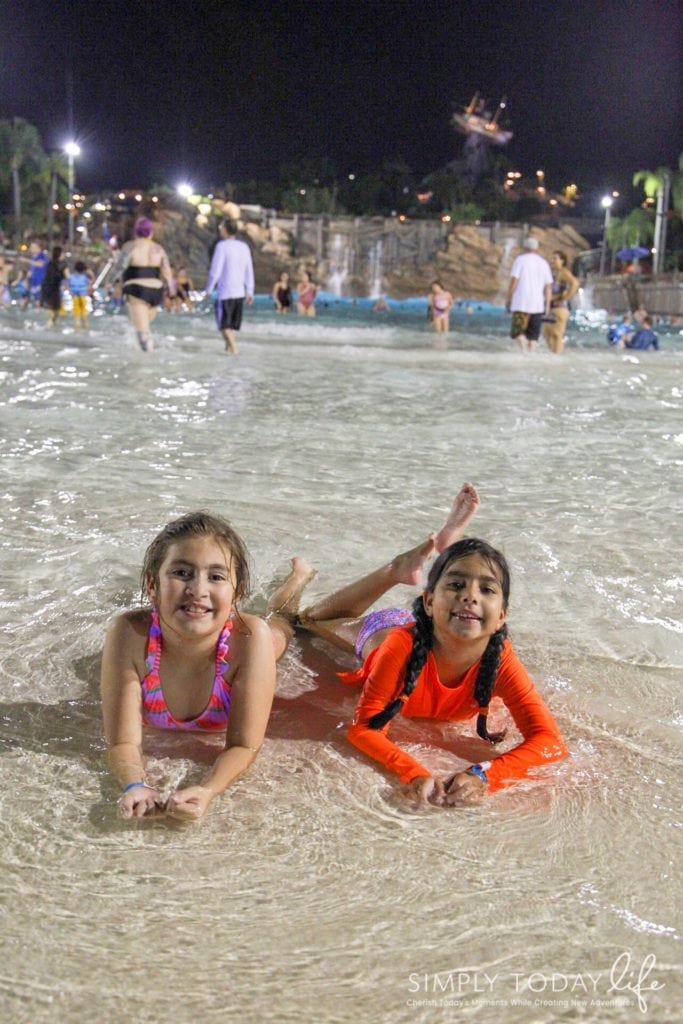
[206,219,254,354]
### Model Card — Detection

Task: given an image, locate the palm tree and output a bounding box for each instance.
[0,117,46,242]
[672,153,683,216]
[39,153,70,242]
[607,208,655,250]
[633,165,672,274]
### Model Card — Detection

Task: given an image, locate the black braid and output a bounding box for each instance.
[474,624,508,743]
[366,537,512,736]
[367,595,433,729]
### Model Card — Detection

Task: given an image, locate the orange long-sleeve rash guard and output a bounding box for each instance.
[342,626,568,790]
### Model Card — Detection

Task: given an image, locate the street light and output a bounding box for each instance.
[177,183,193,199]
[64,141,81,247]
[599,195,613,276]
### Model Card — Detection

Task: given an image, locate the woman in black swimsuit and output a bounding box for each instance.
[271,271,292,314]
[122,217,176,350]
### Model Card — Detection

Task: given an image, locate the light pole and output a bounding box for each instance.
[599,195,612,276]
[64,141,80,247]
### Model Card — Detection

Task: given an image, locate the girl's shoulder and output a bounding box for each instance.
[231,612,273,651]
[492,637,533,689]
[106,607,151,644]
[102,608,151,677]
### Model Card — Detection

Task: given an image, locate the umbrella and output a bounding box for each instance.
[615,246,651,261]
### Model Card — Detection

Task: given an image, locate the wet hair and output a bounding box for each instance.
[140,511,251,605]
[134,217,154,238]
[368,537,510,744]
[553,250,568,266]
[74,260,86,273]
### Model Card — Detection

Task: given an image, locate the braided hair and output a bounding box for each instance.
[368,538,510,742]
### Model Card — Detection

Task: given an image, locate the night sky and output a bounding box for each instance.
[2,0,681,196]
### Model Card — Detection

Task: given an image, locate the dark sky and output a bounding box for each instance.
[2,0,681,196]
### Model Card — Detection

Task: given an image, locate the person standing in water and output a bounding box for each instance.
[542,251,578,355]
[506,237,553,352]
[207,219,254,355]
[272,271,292,313]
[26,241,48,309]
[428,281,454,335]
[0,251,12,307]
[296,270,318,317]
[68,260,94,330]
[175,266,194,311]
[41,246,66,326]
[121,217,176,351]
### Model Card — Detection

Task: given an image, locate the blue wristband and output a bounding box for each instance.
[123,781,148,793]
[467,764,488,785]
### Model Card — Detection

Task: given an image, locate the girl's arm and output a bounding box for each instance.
[101,614,164,818]
[346,630,435,786]
[484,652,568,789]
[446,645,568,802]
[166,615,277,819]
[565,270,579,302]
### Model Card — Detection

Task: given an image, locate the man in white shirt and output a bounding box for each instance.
[505,237,552,352]
[207,219,254,354]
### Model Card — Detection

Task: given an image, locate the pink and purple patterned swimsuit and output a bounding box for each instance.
[140,608,232,731]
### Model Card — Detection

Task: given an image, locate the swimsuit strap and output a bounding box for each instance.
[145,607,164,677]
[215,619,232,681]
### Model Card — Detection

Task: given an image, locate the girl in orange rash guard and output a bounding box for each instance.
[283,483,568,806]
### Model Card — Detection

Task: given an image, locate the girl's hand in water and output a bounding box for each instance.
[119,784,164,819]
[165,785,213,820]
[442,771,486,806]
[407,775,445,807]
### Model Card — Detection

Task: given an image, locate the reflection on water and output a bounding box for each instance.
[0,304,681,1023]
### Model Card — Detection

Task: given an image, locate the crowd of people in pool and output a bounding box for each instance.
[0,224,671,353]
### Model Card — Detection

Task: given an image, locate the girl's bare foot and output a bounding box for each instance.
[434,482,480,553]
[389,535,437,586]
[266,557,317,620]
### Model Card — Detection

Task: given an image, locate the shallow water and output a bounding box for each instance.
[0,301,681,1023]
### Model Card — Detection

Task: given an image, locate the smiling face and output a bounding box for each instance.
[423,552,507,646]
[147,535,237,639]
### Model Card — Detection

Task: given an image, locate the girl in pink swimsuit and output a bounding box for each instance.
[101,511,309,821]
[428,280,454,335]
[296,270,318,317]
